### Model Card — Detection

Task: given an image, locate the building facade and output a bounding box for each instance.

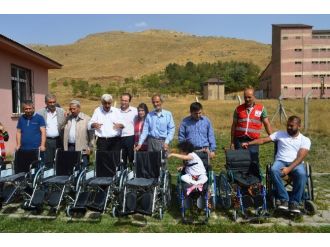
[203,78,225,100]
[260,24,330,99]
[0,34,62,154]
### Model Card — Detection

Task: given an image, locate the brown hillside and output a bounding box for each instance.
[29,29,271,83]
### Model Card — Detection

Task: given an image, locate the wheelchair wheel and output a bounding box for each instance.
[266,164,276,209]
[217,172,231,209]
[304,200,317,215]
[163,171,172,210]
[306,162,314,201]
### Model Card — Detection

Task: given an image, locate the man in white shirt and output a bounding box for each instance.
[242,116,311,214]
[37,94,65,166]
[118,93,137,165]
[88,94,124,151]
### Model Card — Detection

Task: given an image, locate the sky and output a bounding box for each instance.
[1,14,330,46]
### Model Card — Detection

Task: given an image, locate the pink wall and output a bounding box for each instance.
[0,49,48,155]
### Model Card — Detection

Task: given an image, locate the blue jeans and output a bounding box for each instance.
[271,160,307,204]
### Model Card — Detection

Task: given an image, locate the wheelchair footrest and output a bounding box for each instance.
[31,190,46,206]
[47,191,62,207]
[87,191,106,211]
[75,192,90,208]
[2,184,18,204]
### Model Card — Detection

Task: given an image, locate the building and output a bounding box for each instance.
[260,24,330,99]
[203,78,225,100]
[0,34,62,154]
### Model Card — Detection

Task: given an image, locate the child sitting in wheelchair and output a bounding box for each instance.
[168,141,208,195]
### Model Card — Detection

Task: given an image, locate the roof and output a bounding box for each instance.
[204,78,225,85]
[272,24,313,29]
[0,34,62,69]
[312,30,330,34]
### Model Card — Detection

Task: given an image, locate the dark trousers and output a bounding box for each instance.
[96,136,121,152]
[68,143,89,168]
[234,136,261,177]
[45,137,62,166]
[120,135,135,165]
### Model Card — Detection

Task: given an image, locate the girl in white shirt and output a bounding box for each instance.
[168,141,208,195]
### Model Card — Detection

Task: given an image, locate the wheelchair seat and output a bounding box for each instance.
[126,177,158,187]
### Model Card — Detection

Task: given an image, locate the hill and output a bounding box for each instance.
[29,29,271,83]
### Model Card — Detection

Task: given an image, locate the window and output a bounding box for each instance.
[295,36,301,39]
[295,75,302,77]
[282,36,288,40]
[320,36,327,39]
[295,87,302,90]
[312,36,319,39]
[321,48,327,51]
[313,74,319,78]
[312,61,319,64]
[294,48,302,52]
[295,61,302,64]
[283,86,288,89]
[320,61,327,64]
[312,87,319,90]
[312,48,319,52]
[11,65,32,114]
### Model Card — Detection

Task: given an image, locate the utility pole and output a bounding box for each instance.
[320,75,325,99]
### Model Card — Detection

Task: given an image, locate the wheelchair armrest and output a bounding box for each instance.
[0,160,13,170]
[0,168,13,177]
[43,167,55,178]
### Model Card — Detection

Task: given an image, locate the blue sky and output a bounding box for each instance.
[1,15,330,46]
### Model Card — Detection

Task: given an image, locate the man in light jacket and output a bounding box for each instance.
[63,100,94,167]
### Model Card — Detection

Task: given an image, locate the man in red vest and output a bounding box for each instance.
[230,86,272,175]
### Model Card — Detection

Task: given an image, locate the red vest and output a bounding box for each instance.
[234,103,264,139]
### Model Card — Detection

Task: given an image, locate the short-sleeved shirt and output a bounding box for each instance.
[269,130,311,163]
[17,113,46,150]
[185,152,207,176]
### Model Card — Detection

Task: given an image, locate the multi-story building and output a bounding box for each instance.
[260,24,330,99]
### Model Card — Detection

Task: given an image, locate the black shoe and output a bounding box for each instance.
[278,200,288,210]
[289,203,301,213]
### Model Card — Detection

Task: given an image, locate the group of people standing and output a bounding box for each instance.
[0,86,311,214]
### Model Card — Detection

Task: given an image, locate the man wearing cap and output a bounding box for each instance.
[63,100,94,167]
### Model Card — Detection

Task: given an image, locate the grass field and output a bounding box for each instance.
[1,94,330,233]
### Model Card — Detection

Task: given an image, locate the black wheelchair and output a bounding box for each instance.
[265,141,316,216]
[176,151,217,224]
[23,149,83,215]
[117,150,171,219]
[0,149,42,209]
[217,149,268,221]
[66,150,127,217]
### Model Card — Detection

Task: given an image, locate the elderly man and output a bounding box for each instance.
[37,94,65,165]
[136,94,175,152]
[178,102,216,159]
[63,100,94,167]
[16,100,46,152]
[88,94,124,151]
[242,116,310,213]
[119,93,137,165]
[230,86,272,174]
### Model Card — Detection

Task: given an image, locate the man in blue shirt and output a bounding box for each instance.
[178,102,216,159]
[16,100,46,151]
[135,94,175,152]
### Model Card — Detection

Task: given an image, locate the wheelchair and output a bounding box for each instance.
[265,161,316,216]
[0,149,42,209]
[176,151,217,224]
[117,150,171,219]
[217,149,268,221]
[23,149,83,215]
[66,150,127,217]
